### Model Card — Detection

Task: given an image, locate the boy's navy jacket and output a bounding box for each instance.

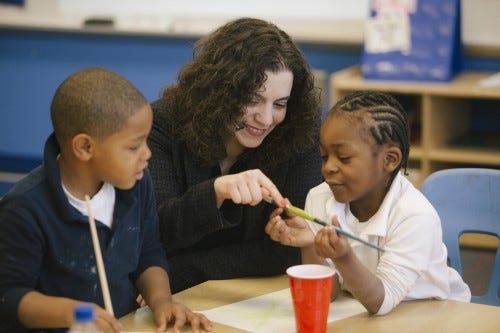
[0,133,168,332]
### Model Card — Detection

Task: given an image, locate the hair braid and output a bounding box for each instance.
[330,91,410,182]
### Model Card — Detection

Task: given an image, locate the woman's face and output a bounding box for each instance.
[231,69,293,154]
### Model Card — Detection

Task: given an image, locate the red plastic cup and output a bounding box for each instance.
[287,264,335,333]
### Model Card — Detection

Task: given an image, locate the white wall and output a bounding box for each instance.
[4,0,500,49]
[55,0,370,20]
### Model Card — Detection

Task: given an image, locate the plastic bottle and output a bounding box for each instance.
[67,304,101,333]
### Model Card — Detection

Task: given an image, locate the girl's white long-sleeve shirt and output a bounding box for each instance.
[304,172,471,315]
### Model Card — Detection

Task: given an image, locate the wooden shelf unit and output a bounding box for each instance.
[329,66,500,250]
[329,66,500,187]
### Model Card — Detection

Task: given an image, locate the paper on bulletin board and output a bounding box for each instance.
[364,16,411,53]
[365,0,414,53]
[362,0,462,82]
[199,288,366,333]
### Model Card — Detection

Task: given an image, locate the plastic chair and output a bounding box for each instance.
[0,181,15,199]
[420,168,500,306]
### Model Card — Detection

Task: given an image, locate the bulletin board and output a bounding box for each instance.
[361,0,461,82]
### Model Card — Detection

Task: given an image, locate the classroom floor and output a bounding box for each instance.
[461,247,497,296]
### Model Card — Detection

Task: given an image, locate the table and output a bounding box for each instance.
[119,275,500,332]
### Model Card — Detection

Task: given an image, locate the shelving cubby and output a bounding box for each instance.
[329,66,500,249]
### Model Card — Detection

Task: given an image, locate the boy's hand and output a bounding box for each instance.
[136,294,146,307]
[151,299,212,333]
[92,304,121,333]
[314,216,351,260]
[265,207,314,247]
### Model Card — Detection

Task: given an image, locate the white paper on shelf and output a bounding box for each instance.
[477,72,500,88]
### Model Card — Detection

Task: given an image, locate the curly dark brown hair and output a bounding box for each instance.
[159,17,322,167]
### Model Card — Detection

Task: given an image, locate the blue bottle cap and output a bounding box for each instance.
[74,304,94,322]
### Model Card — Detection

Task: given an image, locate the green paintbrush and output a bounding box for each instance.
[264,197,385,252]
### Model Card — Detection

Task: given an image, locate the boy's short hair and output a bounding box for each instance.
[50,67,148,145]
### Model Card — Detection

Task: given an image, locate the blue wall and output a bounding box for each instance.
[1,28,500,173]
[0,29,197,171]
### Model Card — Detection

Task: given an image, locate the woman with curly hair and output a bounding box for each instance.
[148,17,323,292]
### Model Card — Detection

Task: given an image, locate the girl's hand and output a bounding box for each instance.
[314,216,351,260]
[265,207,314,247]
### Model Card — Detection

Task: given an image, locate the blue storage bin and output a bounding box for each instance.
[362,0,461,82]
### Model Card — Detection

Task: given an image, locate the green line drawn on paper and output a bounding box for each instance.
[224,290,293,330]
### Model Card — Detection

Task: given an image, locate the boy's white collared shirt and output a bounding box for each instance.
[62,182,115,228]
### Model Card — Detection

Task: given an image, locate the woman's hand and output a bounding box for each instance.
[213,169,282,207]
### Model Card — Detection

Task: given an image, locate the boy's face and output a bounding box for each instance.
[319,113,389,208]
[90,104,152,190]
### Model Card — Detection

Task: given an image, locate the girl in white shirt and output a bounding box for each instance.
[265,91,470,315]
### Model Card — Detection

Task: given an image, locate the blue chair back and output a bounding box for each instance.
[420,168,500,306]
[0,181,15,198]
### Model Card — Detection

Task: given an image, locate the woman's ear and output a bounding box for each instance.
[72,134,94,161]
[383,146,402,173]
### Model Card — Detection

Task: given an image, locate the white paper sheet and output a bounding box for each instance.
[364,16,411,53]
[199,288,366,333]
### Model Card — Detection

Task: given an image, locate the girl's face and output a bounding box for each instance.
[230,69,293,155]
[319,113,391,220]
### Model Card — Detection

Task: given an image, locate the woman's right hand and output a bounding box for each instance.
[213,169,283,207]
[265,207,314,247]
